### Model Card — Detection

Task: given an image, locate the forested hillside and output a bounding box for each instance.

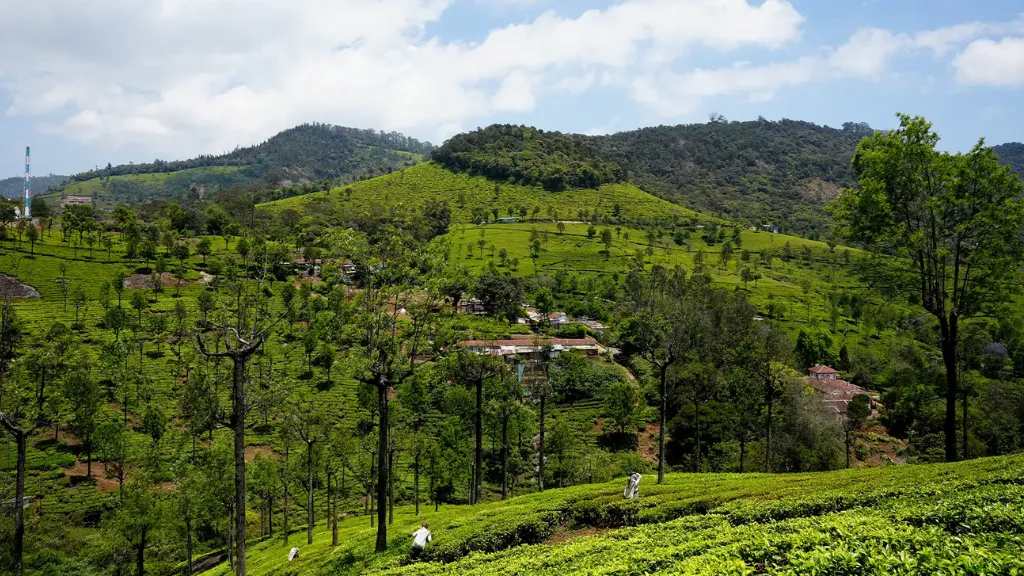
[433,125,623,191]
[588,119,871,238]
[43,124,435,209]
[0,174,67,199]
[995,142,1024,176]
[434,120,871,238]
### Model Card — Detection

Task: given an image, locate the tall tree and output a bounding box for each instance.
[833,114,1024,462]
[195,252,287,575]
[442,349,506,503]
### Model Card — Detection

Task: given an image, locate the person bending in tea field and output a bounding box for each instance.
[411,522,432,559]
[623,472,641,499]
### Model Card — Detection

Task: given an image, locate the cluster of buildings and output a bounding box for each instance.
[457,298,607,333]
[457,334,603,359]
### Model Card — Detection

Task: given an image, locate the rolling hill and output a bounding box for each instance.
[995,142,1024,177]
[0,174,68,200]
[261,161,700,227]
[43,124,435,208]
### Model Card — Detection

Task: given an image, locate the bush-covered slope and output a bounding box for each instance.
[586,119,872,237]
[208,453,1024,575]
[261,162,698,226]
[995,142,1024,177]
[0,174,68,200]
[433,125,623,191]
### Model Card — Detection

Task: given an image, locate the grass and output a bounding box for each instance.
[207,452,1024,575]
[260,162,701,225]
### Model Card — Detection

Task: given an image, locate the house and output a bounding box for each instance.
[524,307,544,323]
[61,195,92,206]
[547,312,570,327]
[457,297,487,315]
[576,318,607,333]
[805,365,881,416]
[457,336,603,359]
[760,223,780,234]
[496,217,519,224]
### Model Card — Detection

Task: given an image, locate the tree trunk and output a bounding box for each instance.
[268,496,273,538]
[375,382,388,552]
[474,379,483,504]
[307,442,314,545]
[136,525,147,576]
[962,389,969,460]
[332,473,339,546]
[388,449,394,526]
[694,400,701,473]
[765,391,773,474]
[845,428,851,469]
[13,432,26,576]
[86,436,92,478]
[413,452,420,516]
[940,316,959,462]
[231,358,247,576]
[538,394,545,491]
[501,417,509,500]
[658,364,667,484]
[739,435,745,473]
[186,514,193,575]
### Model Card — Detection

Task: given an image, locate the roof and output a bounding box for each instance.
[805,376,868,414]
[459,336,599,349]
[809,364,839,375]
[548,312,567,320]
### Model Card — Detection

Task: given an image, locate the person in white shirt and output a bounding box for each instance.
[411,522,432,559]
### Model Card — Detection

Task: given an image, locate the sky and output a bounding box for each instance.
[1,0,1024,178]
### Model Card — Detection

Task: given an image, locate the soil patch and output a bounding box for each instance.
[245,445,276,463]
[124,272,194,290]
[63,461,121,492]
[637,422,660,464]
[0,273,40,299]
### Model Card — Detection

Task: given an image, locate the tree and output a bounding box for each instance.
[441,349,507,504]
[833,114,1024,461]
[286,395,328,546]
[844,394,871,468]
[587,225,596,238]
[557,221,565,235]
[603,380,643,435]
[0,305,39,576]
[195,251,287,575]
[25,223,38,255]
[102,475,162,576]
[196,237,213,264]
[487,369,523,499]
[600,228,613,256]
[619,265,700,483]
[475,271,524,321]
[64,361,101,477]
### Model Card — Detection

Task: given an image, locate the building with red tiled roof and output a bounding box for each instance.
[805,365,881,416]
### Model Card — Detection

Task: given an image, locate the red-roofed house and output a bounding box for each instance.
[805,366,881,417]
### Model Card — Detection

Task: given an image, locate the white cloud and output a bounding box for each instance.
[952,38,1024,86]
[0,0,806,157]
[2,0,1021,159]
[829,28,906,78]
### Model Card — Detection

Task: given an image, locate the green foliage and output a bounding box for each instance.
[433,125,623,191]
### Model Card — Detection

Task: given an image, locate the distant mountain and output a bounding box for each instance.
[0,174,67,200]
[51,124,435,208]
[995,143,1024,177]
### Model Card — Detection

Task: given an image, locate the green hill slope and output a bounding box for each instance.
[47,124,434,208]
[261,162,699,226]
[206,453,1024,575]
